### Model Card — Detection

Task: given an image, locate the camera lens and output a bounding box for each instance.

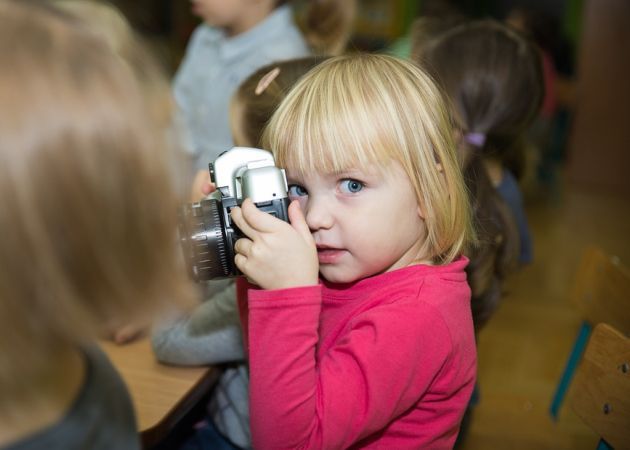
[178,199,232,281]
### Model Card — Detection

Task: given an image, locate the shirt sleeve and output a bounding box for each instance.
[151,281,245,366]
[247,286,454,449]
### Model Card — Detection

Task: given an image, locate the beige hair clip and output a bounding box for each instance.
[255,67,281,95]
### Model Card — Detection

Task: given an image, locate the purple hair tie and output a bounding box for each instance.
[464,132,486,147]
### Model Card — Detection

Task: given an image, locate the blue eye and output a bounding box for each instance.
[288,184,308,197]
[339,179,364,194]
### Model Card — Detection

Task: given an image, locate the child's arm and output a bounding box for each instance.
[151,281,245,366]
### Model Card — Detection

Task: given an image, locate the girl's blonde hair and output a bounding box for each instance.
[0,0,193,406]
[263,54,474,264]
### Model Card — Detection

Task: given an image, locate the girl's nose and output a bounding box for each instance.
[304,196,334,231]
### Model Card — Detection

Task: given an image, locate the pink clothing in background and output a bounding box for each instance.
[245,257,476,449]
[540,50,558,118]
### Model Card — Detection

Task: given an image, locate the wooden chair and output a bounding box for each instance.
[568,323,630,450]
[549,246,630,419]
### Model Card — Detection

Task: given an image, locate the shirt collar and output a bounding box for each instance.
[217,5,295,60]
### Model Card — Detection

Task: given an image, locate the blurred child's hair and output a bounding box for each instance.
[231,56,328,147]
[264,54,474,264]
[411,19,529,329]
[461,154,520,329]
[282,0,356,55]
[52,0,173,127]
[0,0,193,406]
[506,6,565,62]
[413,19,544,179]
[53,0,133,57]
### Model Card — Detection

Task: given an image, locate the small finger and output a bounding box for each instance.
[234,253,247,273]
[288,200,313,242]
[230,205,257,239]
[241,198,284,233]
[234,238,253,256]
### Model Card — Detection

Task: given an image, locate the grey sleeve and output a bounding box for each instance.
[151,280,245,366]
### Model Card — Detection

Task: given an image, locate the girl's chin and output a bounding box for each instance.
[319,268,360,285]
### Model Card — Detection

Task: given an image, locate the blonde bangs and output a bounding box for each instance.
[264,55,416,178]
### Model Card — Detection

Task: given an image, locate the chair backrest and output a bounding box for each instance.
[571,246,630,335]
[569,323,630,449]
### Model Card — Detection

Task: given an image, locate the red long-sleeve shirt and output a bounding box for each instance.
[242,257,476,449]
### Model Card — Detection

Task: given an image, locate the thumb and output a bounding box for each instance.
[288,200,312,241]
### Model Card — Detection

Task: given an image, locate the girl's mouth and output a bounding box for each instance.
[317,246,346,264]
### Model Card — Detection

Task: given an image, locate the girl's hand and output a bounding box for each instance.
[231,199,318,290]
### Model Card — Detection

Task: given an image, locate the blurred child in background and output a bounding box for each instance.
[52,0,192,344]
[176,0,356,177]
[231,54,476,449]
[413,19,543,268]
[506,7,575,190]
[52,0,175,131]
[152,56,327,450]
[0,1,192,448]
[411,18,525,330]
[412,20,543,443]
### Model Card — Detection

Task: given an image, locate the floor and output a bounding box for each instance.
[459,179,630,450]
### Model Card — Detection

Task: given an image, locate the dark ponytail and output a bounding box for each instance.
[462,151,520,330]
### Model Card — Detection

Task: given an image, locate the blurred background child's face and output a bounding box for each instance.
[286,161,427,284]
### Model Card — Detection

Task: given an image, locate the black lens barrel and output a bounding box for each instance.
[179,199,231,281]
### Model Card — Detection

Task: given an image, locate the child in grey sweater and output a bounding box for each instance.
[152,280,251,449]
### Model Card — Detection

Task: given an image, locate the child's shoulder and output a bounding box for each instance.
[374,259,472,327]
[391,258,470,291]
[342,263,473,354]
[254,30,310,63]
[343,259,470,314]
[186,23,221,51]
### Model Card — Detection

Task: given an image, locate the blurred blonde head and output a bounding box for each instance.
[0,0,193,408]
[52,0,174,127]
[263,54,474,264]
[53,0,131,52]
